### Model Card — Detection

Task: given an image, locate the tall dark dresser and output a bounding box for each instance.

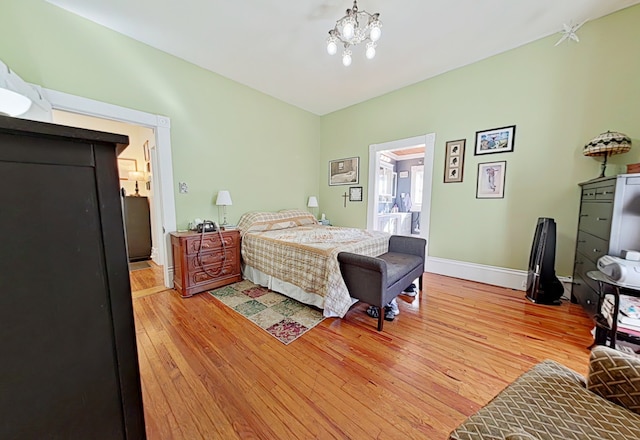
[124,196,152,262]
[572,174,640,318]
[0,115,146,439]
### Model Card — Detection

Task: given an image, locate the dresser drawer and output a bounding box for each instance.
[581,187,597,200]
[578,202,613,240]
[574,252,602,293]
[571,272,599,318]
[576,230,609,264]
[185,232,238,255]
[594,185,615,201]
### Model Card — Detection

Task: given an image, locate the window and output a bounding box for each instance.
[378,162,396,202]
[410,165,424,212]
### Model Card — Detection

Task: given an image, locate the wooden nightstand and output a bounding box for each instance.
[170,230,242,297]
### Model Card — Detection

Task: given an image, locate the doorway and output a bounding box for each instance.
[43,87,177,290]
[52,110,166,295]
[367,134,435,253]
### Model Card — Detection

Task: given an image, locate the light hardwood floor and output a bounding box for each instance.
[130,272,593,439]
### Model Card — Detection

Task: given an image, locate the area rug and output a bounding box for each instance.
[209,280,325,345]
[129,260,151,271]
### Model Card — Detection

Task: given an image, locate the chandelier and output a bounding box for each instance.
[326,0,382,66]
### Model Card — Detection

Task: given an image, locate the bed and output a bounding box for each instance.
[237,210,390,317]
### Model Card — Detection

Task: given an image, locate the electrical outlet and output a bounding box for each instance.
[178,182,188,194]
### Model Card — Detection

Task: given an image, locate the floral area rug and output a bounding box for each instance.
[209,280,325,345]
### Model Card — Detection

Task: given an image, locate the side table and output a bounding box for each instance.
[587,270,640,349]
[170,229,242,297]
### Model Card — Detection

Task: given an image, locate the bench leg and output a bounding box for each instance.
[419,273,424,292]
[378,313,384,331]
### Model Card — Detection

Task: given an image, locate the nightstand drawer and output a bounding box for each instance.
[185,232,237,254]
[190,262,239,286]
[187,249,238,272]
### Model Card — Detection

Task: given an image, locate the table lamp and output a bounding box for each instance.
[128,171,146,196]
[307,196,319,218]
[583,131,631,179]
[216,190,232,225]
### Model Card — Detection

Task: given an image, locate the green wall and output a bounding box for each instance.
[320,5,640,276]
[2,1,639,276]
[0,0,321,228]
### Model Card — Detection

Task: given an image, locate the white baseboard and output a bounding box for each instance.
[425,256,573,297]
[167,266,175,289]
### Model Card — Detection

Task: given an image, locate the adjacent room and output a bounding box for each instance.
[2,0,640,438]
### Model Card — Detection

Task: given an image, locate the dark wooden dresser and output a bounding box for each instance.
[171,229,242,297]
[0,116,146,439]
[123,195,152,261]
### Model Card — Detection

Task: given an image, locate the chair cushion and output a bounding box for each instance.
[587,345,640,415]
[378,252,422,287]
[449,359,640,440]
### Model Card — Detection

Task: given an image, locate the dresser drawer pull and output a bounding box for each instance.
[580,214,589,217]
[586,299,592,305]
[577,239,586,243]
[576,261,584,265]
[596,217,608,221]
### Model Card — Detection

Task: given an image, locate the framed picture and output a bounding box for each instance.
[143,140,150,162]
[117,158,137,180]
[329,157,359,186]
[349,186,363,202]
[444,139,465,183]
[476,161,506,199]
[474,125,516,155]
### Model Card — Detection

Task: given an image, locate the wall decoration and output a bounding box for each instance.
[329,157,359,186]
[143,140,150,162]
[349,186,363,202]
[444,139,465,183]
[399,171,409,178]
[474,125,516,155]
[476,161,506,199]
[117,158,137,180]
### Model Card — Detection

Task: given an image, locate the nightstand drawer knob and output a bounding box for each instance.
[593,248,600,253]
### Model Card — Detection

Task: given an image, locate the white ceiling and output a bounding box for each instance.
[46,0,640,116]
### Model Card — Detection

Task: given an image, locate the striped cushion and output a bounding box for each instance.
[587,345,640,415]
[449,355,640,440]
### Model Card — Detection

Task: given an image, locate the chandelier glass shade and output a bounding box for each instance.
[327,0,382,66]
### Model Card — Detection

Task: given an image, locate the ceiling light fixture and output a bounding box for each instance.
[326,0,382,67]
[555,21,586,46]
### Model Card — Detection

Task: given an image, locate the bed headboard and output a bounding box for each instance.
[237,209,318,236]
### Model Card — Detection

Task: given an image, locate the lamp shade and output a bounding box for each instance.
[128,171,145,181]
[216,190,232,206]
[307,196,319,208]
[583,131,631,157]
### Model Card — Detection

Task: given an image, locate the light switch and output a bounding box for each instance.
[178,182,188,194]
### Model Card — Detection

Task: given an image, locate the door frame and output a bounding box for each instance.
[43,88,176,288]
[367,133,435,256]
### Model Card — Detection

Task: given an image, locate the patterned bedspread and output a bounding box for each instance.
[241,225,389,317]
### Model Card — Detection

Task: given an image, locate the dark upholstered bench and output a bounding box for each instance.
[337,235,426,331]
